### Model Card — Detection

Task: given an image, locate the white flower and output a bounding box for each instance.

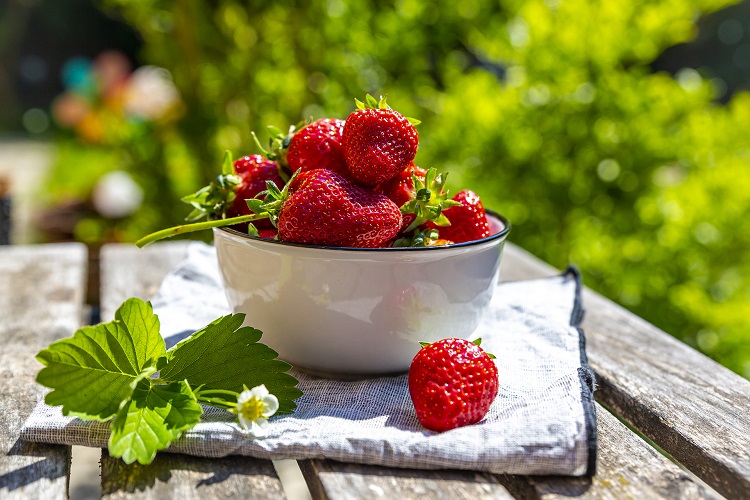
[124,66,180,120]
[92,170,144,218]
[236,384,279,436]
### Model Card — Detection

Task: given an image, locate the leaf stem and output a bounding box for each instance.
[136,213,268,248]
[196,396,237,410]
[195,389,240,398]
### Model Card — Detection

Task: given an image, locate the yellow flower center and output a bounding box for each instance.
[240,397,266,421]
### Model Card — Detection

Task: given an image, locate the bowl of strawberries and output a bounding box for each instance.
[139,95,510,376]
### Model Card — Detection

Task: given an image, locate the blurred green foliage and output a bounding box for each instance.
[74,0,749,376]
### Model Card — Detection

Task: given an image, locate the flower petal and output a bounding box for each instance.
[261,394,279,417]
[237,390,252,405]
[248,384,270,399]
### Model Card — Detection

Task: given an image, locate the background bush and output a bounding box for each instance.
[55,0,746,377]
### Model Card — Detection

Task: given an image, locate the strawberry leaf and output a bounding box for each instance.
[36,298,165,421]
[159,314,302,414]
[108,379,202,465]
[267,125,285,140]
[221,150,234,176]
[180,152,240,222]
[366,93,379,108]
[246,223,259,237]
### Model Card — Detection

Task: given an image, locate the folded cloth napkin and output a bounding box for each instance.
[22,243,597,476]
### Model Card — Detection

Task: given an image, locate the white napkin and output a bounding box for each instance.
[22,243,596,476]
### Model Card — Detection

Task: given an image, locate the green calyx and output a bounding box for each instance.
[244,169,300,228]
[392,228,440,248]
[181,150,240,222]
[136,150,272,247]
[251,120,307,181]
[472,338,496,359]
[417,338,496,359]
[355,94,421,125]
[400,167,460,234]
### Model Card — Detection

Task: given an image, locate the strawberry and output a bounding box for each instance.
[376,163,426,208]
[286,118,348,176]
[427,190,490,244]
[227,155,283,229]
[409,338,499,432]
[257,228,278,239]
[276,169,401,248]
[342,95,419,186]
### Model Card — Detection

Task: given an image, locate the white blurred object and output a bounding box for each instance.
[124,66,180,120]
[92,171,144,218]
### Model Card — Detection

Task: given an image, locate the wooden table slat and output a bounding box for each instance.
[501,243,750,498]
[300,402,719,500]
[99,242,287,499]
[0,243,88,499]
[300,460,513,500]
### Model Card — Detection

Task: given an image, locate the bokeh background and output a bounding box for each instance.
[2,0,749,379]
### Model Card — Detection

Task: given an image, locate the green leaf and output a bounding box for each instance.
[159,314,302,414]
[36,298,165,420]
[366,94,379,108]
[251,131,271,156]
[266,125,284,139]
[108,379,202,465]
[222,150,234,176]
[245,199,265,214]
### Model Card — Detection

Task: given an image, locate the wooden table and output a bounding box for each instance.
[2,241,749,499]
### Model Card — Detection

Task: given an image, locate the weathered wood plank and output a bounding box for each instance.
[101,451,285,499]
[99,241,287,499]
[501,243,750,498]
[496,404,720,499]
[0,243,88,499]
[299,401,717,500]
[299,460,513,500]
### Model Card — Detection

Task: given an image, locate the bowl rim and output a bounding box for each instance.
[215,209,511,252]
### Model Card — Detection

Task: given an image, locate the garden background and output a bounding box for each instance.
[2,0,749,379]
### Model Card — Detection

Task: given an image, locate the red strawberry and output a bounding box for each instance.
[277,169,401,248]
[257,228,278,239]
[342,95,419,186]
[409,338,499,432]
[376,163,426,232]
[427,190,490,243]
[376,163,427,208]
[287,118,348,176]
[227,155,283,229]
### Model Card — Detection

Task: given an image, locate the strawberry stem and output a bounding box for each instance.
[135,213,268,248]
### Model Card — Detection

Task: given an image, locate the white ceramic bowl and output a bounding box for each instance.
[213,212,510,376]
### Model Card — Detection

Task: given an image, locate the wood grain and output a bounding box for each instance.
[501,243,750,498]
[0,243,88,499]
[299,402,717,500]
[99,242,287,499]
[300,460,513,500]
[496,404,720,499]
[101,451,285,499]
